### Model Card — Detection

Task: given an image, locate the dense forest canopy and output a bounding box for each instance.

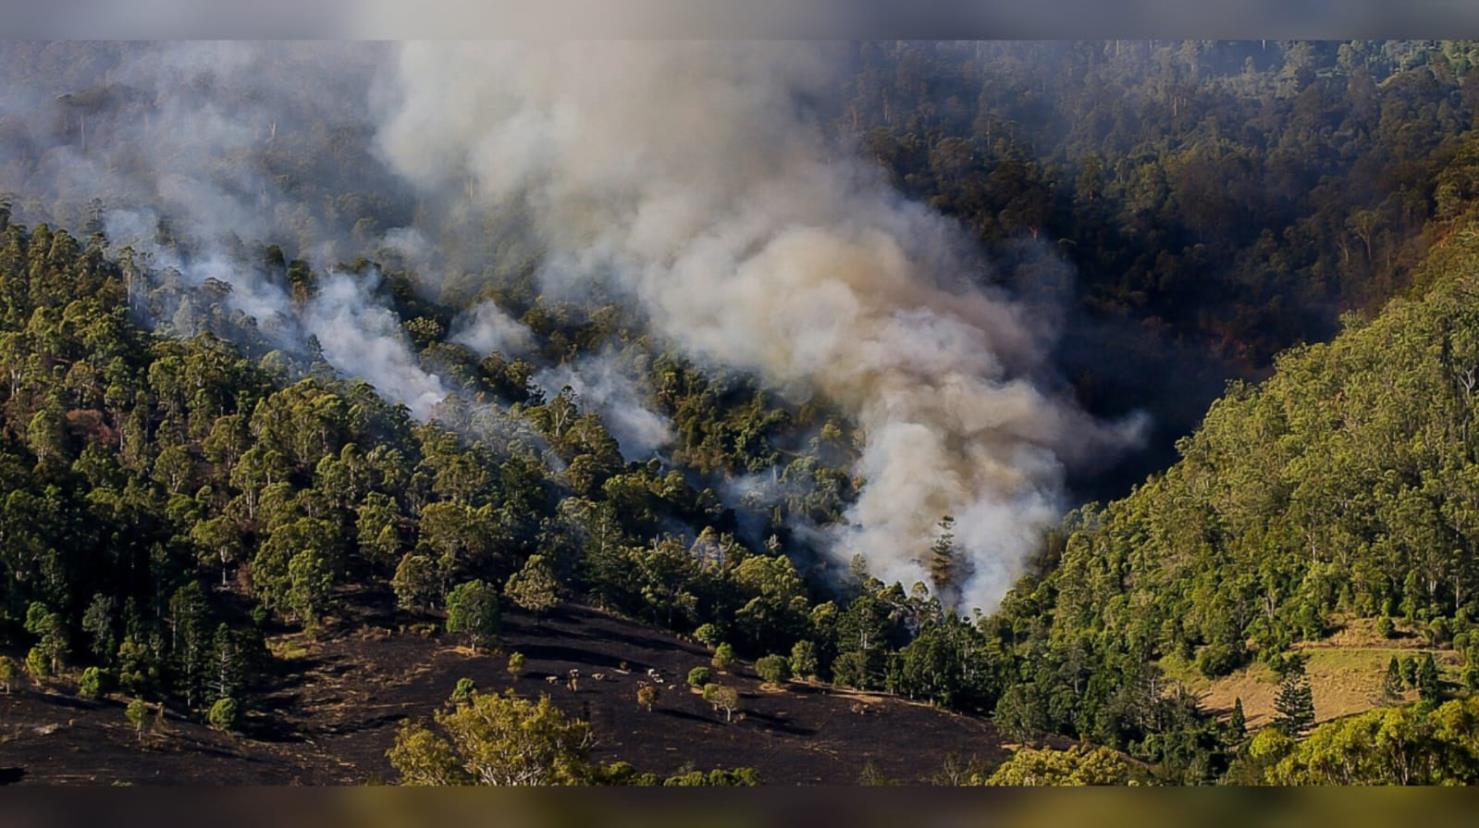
[6,40,1479,785]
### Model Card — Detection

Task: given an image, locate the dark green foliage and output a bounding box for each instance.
[788,640,819,680]
[1274,663,1316,737]
[1418,652,1443,703]
[1377,616,1396,639]
[755,654,790,685]
[1384,657,1405,702]
[1258,694,1479,784]
[982,222,1479,772]
[12,42,1479,781]
[1195,644,1244,679]
[445,580,500,653]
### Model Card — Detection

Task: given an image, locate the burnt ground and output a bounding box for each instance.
[0,593,1011,785]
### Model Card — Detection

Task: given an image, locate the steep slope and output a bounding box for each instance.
[993,222,1479,750]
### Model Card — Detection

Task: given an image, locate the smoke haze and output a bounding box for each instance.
[376,42,1141,609]
[0,41,1141,610]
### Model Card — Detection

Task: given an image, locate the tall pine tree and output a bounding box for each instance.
[1274,661,1315,736]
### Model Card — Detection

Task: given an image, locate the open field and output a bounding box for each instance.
[1162,617,1468,728]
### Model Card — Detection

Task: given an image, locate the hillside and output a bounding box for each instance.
[0,599,1009,784]
[989,222,1479,763]
[9,40,1479,787]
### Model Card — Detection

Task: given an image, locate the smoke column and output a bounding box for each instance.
[375,42,1140,610]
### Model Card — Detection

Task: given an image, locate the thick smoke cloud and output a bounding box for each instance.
[376,42,1141,609]
[0,41,1141,610]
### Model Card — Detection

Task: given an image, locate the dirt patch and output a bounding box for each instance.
[1,594,1011,785]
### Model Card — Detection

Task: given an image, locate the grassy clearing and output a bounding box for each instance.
[1162,640,1465,728]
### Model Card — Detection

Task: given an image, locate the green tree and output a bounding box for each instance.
[1229,697,1247,742]
[711,642,736,671]
[208,697,239,731]
[981,745,1133,786]
[1274,663,1315,736]
[125,697,151,744]
[1383,656,1405,703]
[1418,652,1442,704]
[506,652,525,679]
[503,554,561,613]
[24,602,67,675]
[287,545,336,629]
[354,492,403,567]
[755,654,791,685]
[78,666,105,699]
[445,580,500,653]
[393,553,442,613]
[789,640,819,680]
[928,514,964,604]
[702,683,741,723]
[387,690,594,785]
[1376,615,1397,639]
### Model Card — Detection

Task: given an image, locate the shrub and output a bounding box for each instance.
[78,666,106,699]
[789,640,819,679]
[711,643,735,670]
[125,698,150,743]
[687,666,711,688]
[1376,616,1397,639]
[755,654,791,685]
[451,677,477,704]
[693,624,720,647]
[506,652,525,678]
[25,647,49,679]
[208,697,240,731]
[1195,643,1243,678]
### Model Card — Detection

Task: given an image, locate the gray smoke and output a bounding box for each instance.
[0,41,1142,610]
[375,42,1142,610]
[533,348,672,460]
[450,299,536,358]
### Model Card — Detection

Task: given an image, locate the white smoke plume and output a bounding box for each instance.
[375,42,1142,610]
[533,348,672,460]
[450,299,536,358]
[3,44,453,422]
[301,270,448,419]
[105,209,449,420]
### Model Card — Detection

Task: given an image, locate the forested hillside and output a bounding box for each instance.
[0,207,1022,782]
[7,41,1479,786]
[10,41,1479,496]
[987,221,1479,778]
